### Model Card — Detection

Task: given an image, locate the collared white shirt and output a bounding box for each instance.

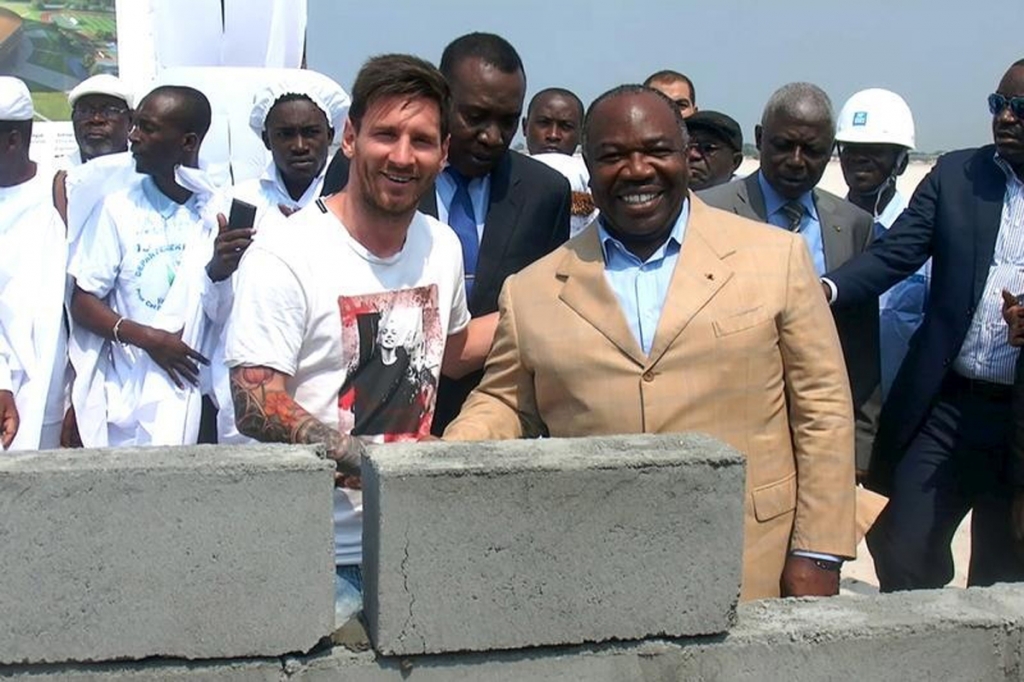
[232,159,327,227]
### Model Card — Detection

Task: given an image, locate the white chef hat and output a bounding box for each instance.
[0,76,34,121]
[249,70,350,141]
[68,74,134,109]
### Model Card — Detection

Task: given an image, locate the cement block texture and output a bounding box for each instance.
[0,444,336,664]
[363,434,746,655]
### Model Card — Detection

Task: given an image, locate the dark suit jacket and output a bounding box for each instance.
[321,150,572,433]
[826,145,1007,492]
[699,173,880,471]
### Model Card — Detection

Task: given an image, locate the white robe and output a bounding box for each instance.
[0,173,68,451]
[68,165,231,447]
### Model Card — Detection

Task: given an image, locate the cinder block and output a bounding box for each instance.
[0,444,336,664]
[363,434,745,655]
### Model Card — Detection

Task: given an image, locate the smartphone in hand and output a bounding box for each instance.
[227,199,257,231]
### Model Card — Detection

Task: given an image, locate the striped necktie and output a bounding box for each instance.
[781,200,805,232]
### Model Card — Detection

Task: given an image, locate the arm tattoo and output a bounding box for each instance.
[231,366,364,475]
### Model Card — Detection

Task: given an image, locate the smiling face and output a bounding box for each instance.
[342,93,448,219]
[993,64,1024,174]
[756,108,834,200]
[838,142,904,196]
[584,90,688,247]
[446,56,525,178]
[523,91,582,155]
[263,96,332,200]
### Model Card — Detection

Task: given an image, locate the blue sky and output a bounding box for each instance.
[307,0,1023,152]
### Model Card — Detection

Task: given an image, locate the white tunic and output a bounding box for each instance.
[0,172,68,451]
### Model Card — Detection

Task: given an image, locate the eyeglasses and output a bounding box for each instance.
[72,104,129,121]
[988,93,1024,120]
[687,141,724,156]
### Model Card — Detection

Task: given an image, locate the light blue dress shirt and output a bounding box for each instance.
[596,202,689,355]
[758,171,827,275]
[435,170,490,241]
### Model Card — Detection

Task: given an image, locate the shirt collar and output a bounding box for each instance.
[140,175,198,220]
[260,158,327,205]
[597,199,689,264]
[758,170,818,221]
[994,152,1024,186]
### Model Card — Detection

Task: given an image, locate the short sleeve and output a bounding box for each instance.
[224,245,307,376]
[448,263,471,335]
[67,201,123,300]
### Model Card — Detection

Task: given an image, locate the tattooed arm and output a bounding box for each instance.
[230,365,365,477]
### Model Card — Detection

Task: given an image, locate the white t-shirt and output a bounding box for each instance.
[231,159,327,229]
[225,199,470,566]
[69,177,205,326]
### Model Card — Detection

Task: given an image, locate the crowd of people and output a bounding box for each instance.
[2,30,1024,623]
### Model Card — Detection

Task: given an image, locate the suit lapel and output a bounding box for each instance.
[739,172,768,221]
[646,197,733,367]
[813,189,852,270]
[972,152,1006,298]
[473,154,521,308]
[557,228,647,367]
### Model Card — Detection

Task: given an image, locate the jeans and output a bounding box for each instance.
[335,564,363,624]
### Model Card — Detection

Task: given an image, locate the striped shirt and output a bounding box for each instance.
[952,154,1024,384]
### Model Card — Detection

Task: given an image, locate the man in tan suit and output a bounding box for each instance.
[444,85,857,601]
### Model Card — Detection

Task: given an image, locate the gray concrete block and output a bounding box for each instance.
[0,444,336,664]
[0,659,283,681]
[362,434,746,655]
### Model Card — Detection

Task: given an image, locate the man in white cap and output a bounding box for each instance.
[233,70,349,222]
[66,74,133,167]
[68,85,249,447]
[0,76,70,451]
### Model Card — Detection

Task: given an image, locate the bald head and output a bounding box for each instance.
[141,85,212,140]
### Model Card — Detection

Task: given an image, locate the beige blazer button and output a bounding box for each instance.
[642,371,655,382]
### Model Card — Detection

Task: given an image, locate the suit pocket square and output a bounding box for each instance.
[712,306,768,338]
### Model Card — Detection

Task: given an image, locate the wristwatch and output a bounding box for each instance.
[810,558,842,572]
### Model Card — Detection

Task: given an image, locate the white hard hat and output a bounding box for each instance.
[835,88,915,150]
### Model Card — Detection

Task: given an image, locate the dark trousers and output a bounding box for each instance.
[867,374,1024,591]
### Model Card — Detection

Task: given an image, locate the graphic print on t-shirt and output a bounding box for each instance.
[337,286,442,441]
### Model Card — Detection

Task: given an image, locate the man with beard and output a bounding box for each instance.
[445,85,856,600]
[700,83,879,477]
[226,54,488,622]
[321,34,571,435]
[829,60,1024,591]
[66,74,133,167]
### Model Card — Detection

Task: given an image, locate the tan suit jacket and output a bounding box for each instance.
[444,196,857,600]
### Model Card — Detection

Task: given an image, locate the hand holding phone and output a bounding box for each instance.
[227,199,258,230]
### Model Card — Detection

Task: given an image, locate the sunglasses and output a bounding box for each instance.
[988,93,1024,119]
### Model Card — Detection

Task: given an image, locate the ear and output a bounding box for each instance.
[341,117,357,159]
[731,151,743,173]
[182,131,200,155]
[521,117,528,137]
[261,129,271,151]
[754,124,762,152]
